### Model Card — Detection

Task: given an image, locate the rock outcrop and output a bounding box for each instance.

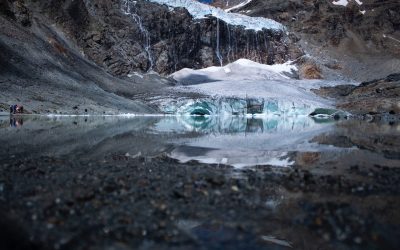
[314,73,400,116]
[238,0,400,50]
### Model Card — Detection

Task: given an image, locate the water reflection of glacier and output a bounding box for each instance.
[0,116,348,168]
[154,115,321,134]
[154,116,339,168]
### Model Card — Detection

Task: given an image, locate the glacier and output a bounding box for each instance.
[155,59,352,117]
[146,0,285,31]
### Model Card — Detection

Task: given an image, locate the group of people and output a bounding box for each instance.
[9,104,23,114]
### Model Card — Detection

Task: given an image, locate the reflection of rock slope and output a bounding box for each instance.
[293,120,400,172]
[314,120,400,160]
[0,117,170,160]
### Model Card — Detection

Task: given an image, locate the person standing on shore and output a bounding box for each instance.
[9,104,17,114]
[9,104,23,114]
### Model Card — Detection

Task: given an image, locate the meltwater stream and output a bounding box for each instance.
[2,115,399,169]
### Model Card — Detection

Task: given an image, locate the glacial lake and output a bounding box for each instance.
[1,115,399,169]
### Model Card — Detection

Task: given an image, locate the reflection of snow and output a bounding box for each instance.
[172,149,294,168]
[147,0,284,31]
[261,236,293,248]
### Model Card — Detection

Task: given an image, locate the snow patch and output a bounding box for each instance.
[332,0,362,6]
[332,0,348,6]
[147,0,284,31]
[225,0,252,13]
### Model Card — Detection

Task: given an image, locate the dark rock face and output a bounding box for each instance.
[238,0,400,50]
[84,0,301,75]
[0,0,31,26]
[0,0,301,76]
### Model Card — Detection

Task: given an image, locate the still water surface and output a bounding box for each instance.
[1,115,399,169]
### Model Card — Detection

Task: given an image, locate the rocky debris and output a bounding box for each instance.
[312,120,400,161]
[313,73,400,116]
[0,152,399,249]
[298,60,323,79]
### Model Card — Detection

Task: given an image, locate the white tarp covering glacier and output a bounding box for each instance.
[147,0,284,31]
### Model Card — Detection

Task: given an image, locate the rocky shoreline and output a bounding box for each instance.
[1,149,399,249]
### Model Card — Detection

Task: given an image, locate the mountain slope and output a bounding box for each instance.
[0,3,169,114]
[236,0,400,81]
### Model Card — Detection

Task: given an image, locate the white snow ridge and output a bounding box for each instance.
[147,0,285,31]
[172,59,297,84]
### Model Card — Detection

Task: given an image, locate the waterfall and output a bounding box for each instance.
[255,32,260,63]
[246,32,250,58]
[232,26,237,60]
[226,23,232,63]
[121,0,153,71]
[215,19,223,66]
